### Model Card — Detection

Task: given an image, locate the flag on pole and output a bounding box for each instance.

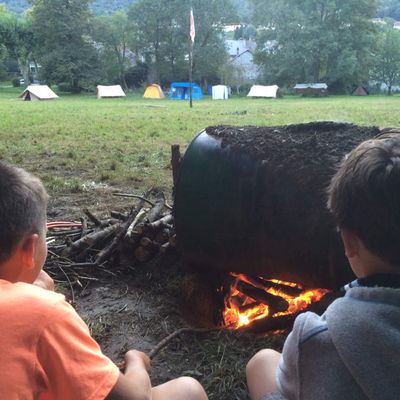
[189,8,195,43]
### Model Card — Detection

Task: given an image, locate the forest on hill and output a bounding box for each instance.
[1,0,398,18]
[1,0,136,15]
[0,0,254,17]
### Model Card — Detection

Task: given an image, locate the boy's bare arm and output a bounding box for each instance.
[33,270,54,291]
[106,350,152,400]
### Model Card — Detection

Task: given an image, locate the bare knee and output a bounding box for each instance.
[170,376,207,400]
[247,349,281,377]
[246,349,281,400]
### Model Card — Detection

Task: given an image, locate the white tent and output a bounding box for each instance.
[212,85,229,100]
[247,85,280,98]
[19,85,59,101]
[96,85,126,99]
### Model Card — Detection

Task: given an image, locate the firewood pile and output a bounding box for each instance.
[45,192,175,297]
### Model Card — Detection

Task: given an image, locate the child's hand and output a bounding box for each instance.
[123,350,151,373]
[33,270,55,291]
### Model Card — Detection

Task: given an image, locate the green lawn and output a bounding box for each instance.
[1,85,400,196]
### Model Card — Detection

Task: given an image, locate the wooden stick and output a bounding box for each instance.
[80,217,88,238]
[147,195,166,223]
[110,211,128,221]
[148,327,215,359]
[171,144,181,188]
[83,208,102,226]
[147,214,173,232]
[112,192,173,211]
[95,200,147,265]
[113,193,155,207]
[126,208,148,239]
[62,224,118,258]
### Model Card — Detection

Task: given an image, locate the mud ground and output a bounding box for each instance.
[46,189,286,400]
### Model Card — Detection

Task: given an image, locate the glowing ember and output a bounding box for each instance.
[223,274,329,329]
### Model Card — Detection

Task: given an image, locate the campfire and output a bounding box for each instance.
[222,273,329,330]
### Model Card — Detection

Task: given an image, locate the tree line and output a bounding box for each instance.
[1,0,400,94]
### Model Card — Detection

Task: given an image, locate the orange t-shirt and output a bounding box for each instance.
[0,279,120,400]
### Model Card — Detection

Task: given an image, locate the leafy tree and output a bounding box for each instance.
[219,61,246,93]
[128,0,235,84]
[0,5,34,82]
[29,0,99,92]
[251,0,378,91]
[128,0,184,83]
[92,11,132,89]
[191,0,236,83]
[372,27,400,95]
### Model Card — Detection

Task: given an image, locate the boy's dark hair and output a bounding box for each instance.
[328,132,400,266]
[0,162,48,262]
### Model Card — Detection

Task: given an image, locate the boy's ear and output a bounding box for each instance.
[340,228,360,259]
[19,233,39,270]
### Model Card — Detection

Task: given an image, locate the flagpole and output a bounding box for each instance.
[189,40,193,109]
[189,6,195,109]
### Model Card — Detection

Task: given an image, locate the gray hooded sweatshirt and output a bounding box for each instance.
[276,286,400,400]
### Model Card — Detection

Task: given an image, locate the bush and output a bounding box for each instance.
[124,62,148,88]
[57,82,73,92]
[12,78,21,87]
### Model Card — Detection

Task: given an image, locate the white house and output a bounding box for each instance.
[225,39,259,81]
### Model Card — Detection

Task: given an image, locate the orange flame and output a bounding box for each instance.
[223,274,329,329]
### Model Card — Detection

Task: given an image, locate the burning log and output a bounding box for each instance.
[244,276,303,297]
[239,313,297,334]
[235,281,289,314]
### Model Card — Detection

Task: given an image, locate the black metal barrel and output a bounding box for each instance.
[173,123,380,289]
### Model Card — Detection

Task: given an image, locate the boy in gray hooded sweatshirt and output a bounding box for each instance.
[246,132,400,400]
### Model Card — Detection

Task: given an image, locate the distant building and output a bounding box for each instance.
[393,21,400,30]
[225,39,259,81]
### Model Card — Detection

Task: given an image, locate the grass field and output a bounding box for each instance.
[1,85,400,198]
[2,86,400,399]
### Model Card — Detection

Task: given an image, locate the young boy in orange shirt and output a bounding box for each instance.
[0,162,208,400]
[246,133,400,400]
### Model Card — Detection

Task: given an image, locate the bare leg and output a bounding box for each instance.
[152,376,208,400]
[246,349,281,400]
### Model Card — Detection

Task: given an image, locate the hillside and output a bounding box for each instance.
[1,0,136,15]
[3,0,395,19]
[0,0,251,17]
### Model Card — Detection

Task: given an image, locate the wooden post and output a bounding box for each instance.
[171,144,181,189]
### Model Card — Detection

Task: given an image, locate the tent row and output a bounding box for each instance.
[18,83,280,101]
[18,83,370,101]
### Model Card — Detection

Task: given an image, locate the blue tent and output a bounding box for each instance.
[169,82,203,100]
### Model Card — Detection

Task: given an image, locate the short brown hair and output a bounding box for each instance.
[0,162,48,262]
[328,132,400,266]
